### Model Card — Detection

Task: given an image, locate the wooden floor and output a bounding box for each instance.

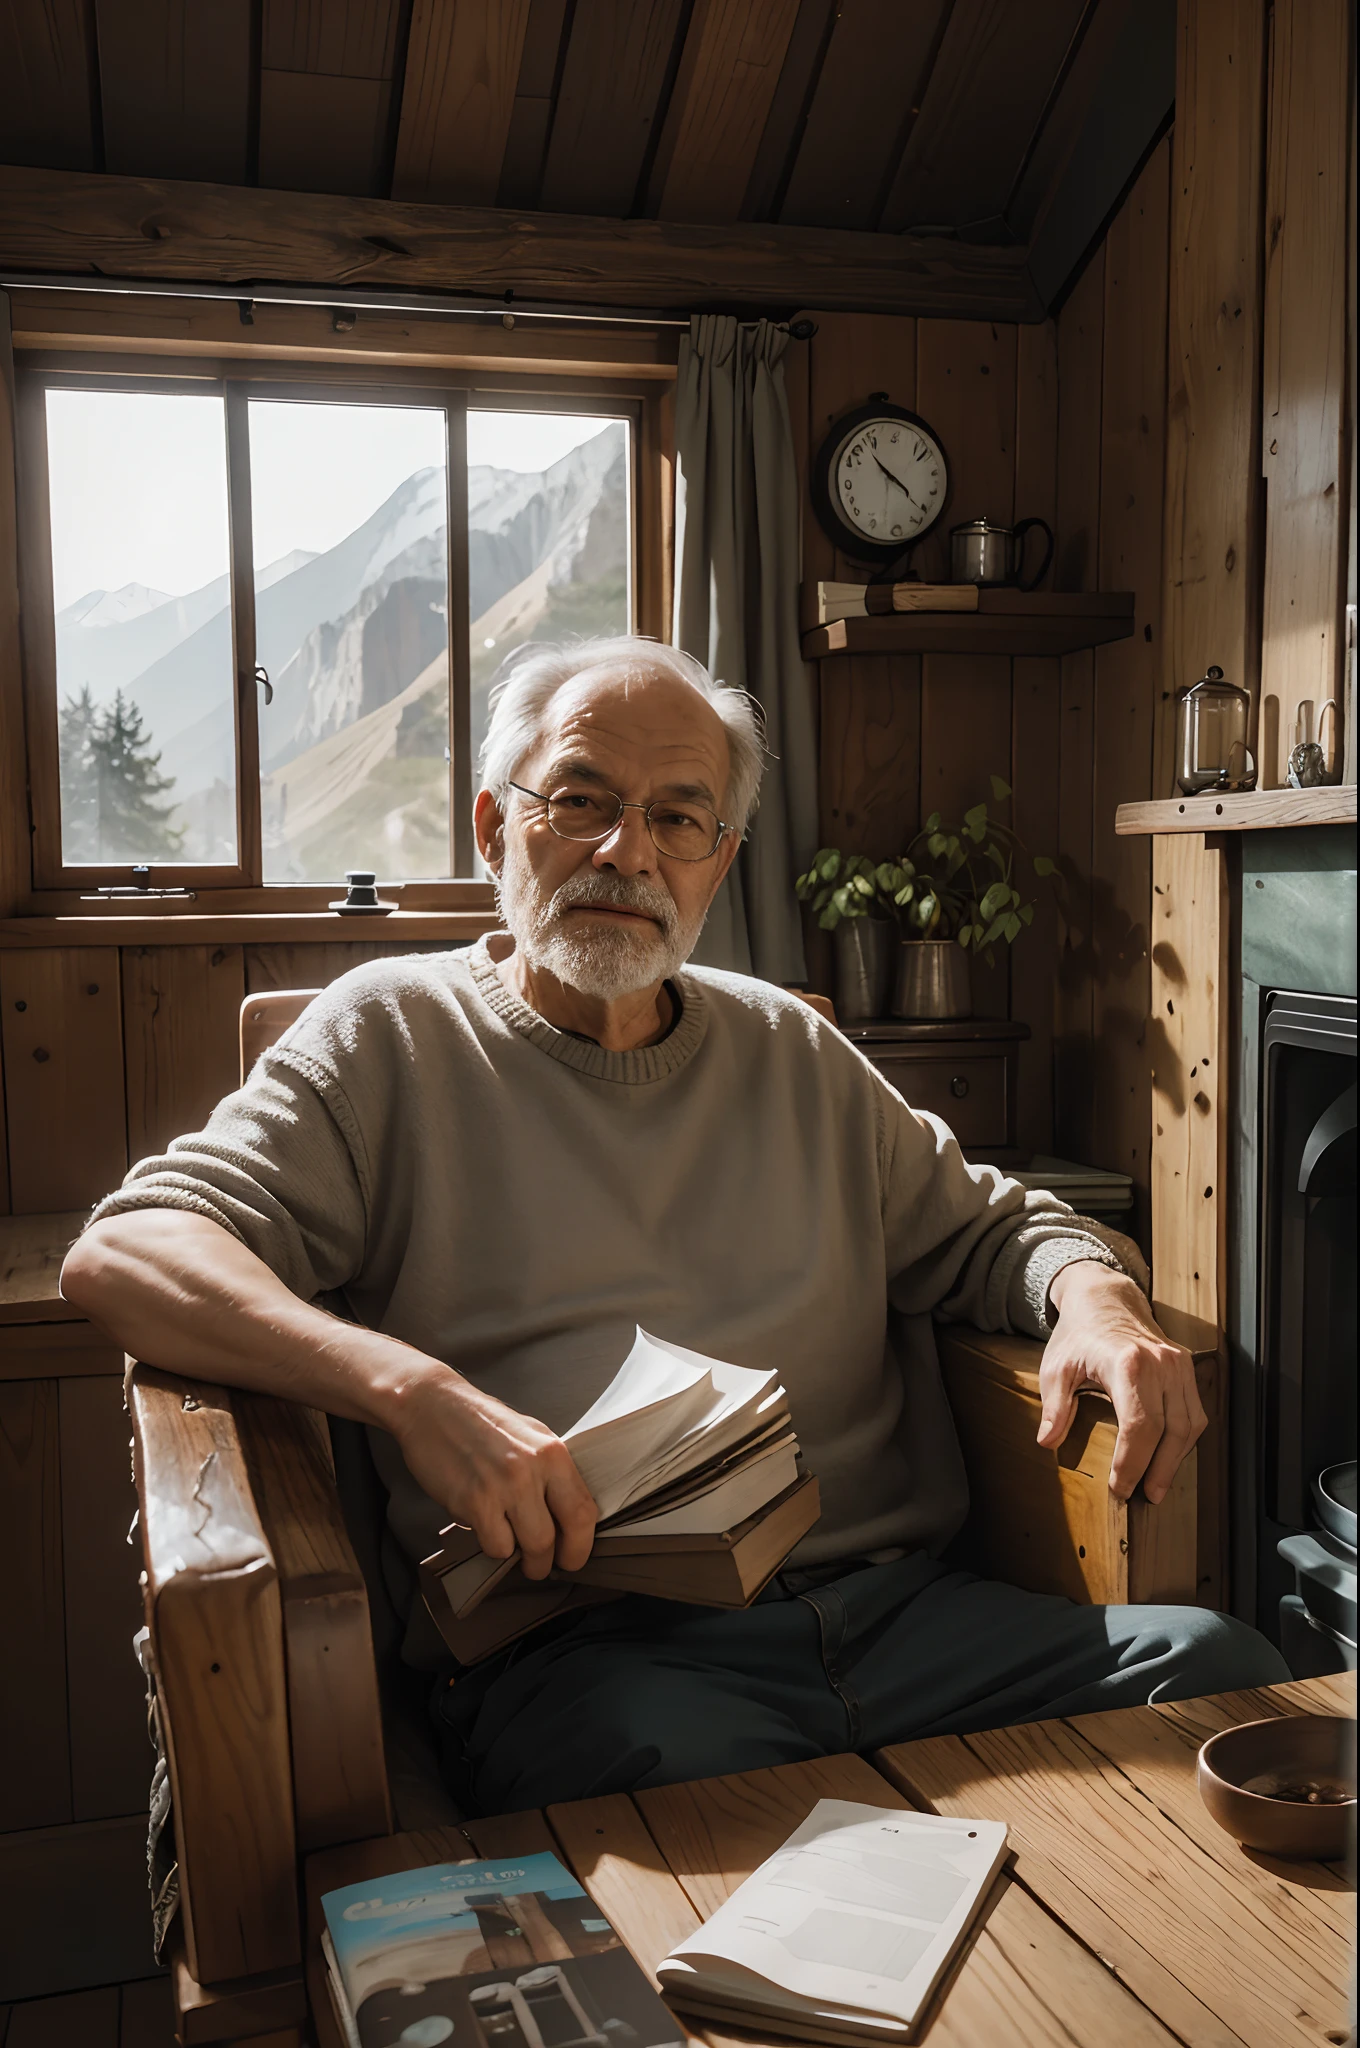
[0,1976,174,2047]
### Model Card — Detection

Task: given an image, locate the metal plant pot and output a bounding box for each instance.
[893,939,972,1020]
[833,918,892,1021]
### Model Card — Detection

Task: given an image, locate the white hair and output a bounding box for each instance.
[478,636,766,830]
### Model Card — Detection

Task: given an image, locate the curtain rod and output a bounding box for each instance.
[1,274,815,339]
[0,272,696,330]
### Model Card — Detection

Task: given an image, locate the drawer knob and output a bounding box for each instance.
[950,1075,970,1099]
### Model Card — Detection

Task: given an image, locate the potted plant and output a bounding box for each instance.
[881,777,1055,1019]
[794,849,899,1020]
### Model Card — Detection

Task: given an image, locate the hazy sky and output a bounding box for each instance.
[46,389,616,609]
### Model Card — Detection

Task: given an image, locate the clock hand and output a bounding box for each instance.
[871,450,917,508]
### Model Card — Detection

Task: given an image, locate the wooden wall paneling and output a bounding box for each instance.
[118,1978,176,2048]
[1,298,33,932]
[0,949,127,1215]
[1089,137,1172,1243]
[1052,248,1104,1163]
[650,0,802,224]
[1163,0,1267,721]
[496,0,571,208]
[1014,320,1059,589]
[94,0,254,183]
[123,945,246,1163]
[1148,834,1229,1330]
[1259,0,1351,784]
[242,939,454,994]
[0,1380,68,1830]
[394,0,534,205]
[805,312,919,602]
[913,317,1018,585]
[5,1988,119,2048]
[258,0,406,198]
[1010,658,1062,1157]
[817,654,922,858]
[0,1814,151,2004]
[537,0,687,218]
[777,0,946,232]
[0,1324,125,1381]
[60,1375,148,1821]
[918,654,1013,1019]
[877,0,1090,237]
[0,0,97,171]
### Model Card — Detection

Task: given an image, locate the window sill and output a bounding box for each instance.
[0,906,502,947]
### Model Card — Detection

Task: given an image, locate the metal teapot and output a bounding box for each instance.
[1175,664,1257,794]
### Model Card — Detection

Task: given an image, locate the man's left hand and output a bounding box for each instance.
[1040,1262,1206,1503]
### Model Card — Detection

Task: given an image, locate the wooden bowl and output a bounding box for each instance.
[1197,1715,1356,1858]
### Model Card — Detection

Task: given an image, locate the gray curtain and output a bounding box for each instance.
[673,314,818,982]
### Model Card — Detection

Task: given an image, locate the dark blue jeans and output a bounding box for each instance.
[434,1553,1288,1814]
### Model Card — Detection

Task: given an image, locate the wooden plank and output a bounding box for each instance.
[1055,244,1105,595]
[257,71,394,199]
[242,939,449,993]
[878,0,1090,237]
[0,1816,154,2003]
[547,1793,703,1989]
[919,653,1012,1019]
[1162,0,1267,720]
[0,948,126,1214]
[129,1368,299,1983]
[94,0,253,183]
[0,1211,87,1323]
[0,1380,68,1831]
[539,0,687,218]
[60,1375,148,1822]
[778,0,946,232]
[1149,834,1229,1332]
[1090,136,1171,1245]
[651,0,802,225]
[806,310,919,593]
[118,1976,176,2048]
[914,318,1019,586]
[1014,320,1058,589]
[6,1989,119,2048]
[0,911,495,948]
[1260,0,1351,784]
[168,1939,305,2048]
[122,945,244,1164]
[1010,656,1062,1154]
[637,1751,1181,2047]
[878,1684,1353,2048]
[739,0,840,222]
[234,1392,392,1855]
[1116,784,1358,832]
[393,0,533,205]
[817,652,921,857]
[0,166,1039,323]
[262,0,401,74]
[803,609,1134,658]
[0,0,97,171]
[0,1322,123,1376]
[0,294,33,930]
[495,0,570,208]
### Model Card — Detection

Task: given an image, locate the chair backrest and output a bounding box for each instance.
[794,989,838,1027]
[240,989,321,1083]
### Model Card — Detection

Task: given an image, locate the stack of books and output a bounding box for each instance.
[1010,1155,1134,1220]
[812,580,980,624]
[420,1328,819,1663]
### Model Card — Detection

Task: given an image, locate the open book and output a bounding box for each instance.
[420,1328,819,1662]
[658,1799,1009,2044]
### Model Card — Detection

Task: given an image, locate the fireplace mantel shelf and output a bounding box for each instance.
[1115,786,1356,835]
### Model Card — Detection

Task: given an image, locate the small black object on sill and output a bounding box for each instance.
[329,870,397,916]
[81,863,196,902]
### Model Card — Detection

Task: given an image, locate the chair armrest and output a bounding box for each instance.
[232,1391,392,1854]
[129,1365,299,1985]
[937,1328,1197,1606]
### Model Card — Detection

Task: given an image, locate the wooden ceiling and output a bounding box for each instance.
[0,0,1174,317]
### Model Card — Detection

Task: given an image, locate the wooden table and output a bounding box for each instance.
[306,1673,1355,2048]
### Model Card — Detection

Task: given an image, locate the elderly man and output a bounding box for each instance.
[63,636,1284,1814]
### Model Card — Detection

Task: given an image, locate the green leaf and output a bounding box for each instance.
[978,880,1009,921]
[963,802,988,841]
[985,842,1006,874]
[927,832,947,859]
[982,914,1007,946]
[893,882,915,906]
[990,774,1012,801]
[852,873,875,896]
[946,845,967,877]
[925,811,942,833]
[1020,902,1034,924]
[958,925,972,950]
[1003,912,1022,943]
[817,905,840,930]
[1032,854,1055,877]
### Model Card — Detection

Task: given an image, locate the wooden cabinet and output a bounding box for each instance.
[842,1020,1029,1161]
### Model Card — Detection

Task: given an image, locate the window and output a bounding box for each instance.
[21,368,639,893]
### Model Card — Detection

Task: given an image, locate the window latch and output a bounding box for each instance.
[255,664,273,706]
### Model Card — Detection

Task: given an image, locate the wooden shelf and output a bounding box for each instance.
[0,1210,87,1323]
[1115,786,1356,835]
[802,592,1135,659]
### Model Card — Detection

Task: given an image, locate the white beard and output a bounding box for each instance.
[495,837,706,999]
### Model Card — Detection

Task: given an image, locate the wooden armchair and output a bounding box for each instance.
[128,988,1203,2045]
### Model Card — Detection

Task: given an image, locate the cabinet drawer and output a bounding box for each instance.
[865,1051,1010,1147]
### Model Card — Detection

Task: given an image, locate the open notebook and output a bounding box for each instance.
[658,1799,1009,2044]
[420,1328,819,1662]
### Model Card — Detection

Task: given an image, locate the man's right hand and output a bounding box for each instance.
[393,1366,599,1580]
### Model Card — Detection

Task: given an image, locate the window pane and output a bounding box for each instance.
[250,398,450,883]
[49,389,237,866]
[467,413,631,804]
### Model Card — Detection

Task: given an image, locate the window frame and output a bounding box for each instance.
[16,351,662,904]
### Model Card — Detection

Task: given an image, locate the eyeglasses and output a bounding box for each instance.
[508,782,732,861]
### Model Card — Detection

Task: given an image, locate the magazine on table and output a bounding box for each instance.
[321,1850,686,2048]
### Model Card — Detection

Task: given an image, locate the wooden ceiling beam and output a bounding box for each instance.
[649,0,803,225]
[391,0,534,205]
[0,164,1042,320]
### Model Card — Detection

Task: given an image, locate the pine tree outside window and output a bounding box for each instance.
[17,365,643,900]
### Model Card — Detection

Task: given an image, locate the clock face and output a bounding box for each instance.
[835,417,946,545]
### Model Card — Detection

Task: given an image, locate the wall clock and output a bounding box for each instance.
[811,394,949,569]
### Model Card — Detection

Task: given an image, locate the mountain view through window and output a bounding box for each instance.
[49,392,632,879]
